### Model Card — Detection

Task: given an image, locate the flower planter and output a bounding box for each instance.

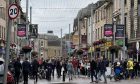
[109,45,121,53]
[31,51,38,57]
[22,46,32,53]
[0,39,5,43]
[77,49,83,55]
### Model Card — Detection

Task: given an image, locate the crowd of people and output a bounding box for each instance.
[6,56,140,84]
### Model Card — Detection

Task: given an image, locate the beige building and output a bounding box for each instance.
[38,34,48,59]
[0,0,6,57]
[94,1,107,41]
[93,0,113,58]
[38,34,61,59]
[47,44,61,59]
[0,0,6,41]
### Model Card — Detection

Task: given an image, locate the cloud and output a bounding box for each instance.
[21,0,98,37]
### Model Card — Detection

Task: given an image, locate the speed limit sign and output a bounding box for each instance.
[8,4,19,19]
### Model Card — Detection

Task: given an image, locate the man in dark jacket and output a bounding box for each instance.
[14,57,22,84]
[90,58,98,83]
[22,58,31,84]
[44,59,52,81]
[56,59,62,78]
[98,57,107,83]
[31,57,39,83]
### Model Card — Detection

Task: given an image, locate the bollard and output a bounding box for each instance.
[62,70,65,82]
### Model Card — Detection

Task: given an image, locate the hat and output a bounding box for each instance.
[117,62,120,66]
[0,58,4,65]
[0,58,4,62]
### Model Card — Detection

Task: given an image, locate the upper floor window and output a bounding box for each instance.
[124,0,127,5]
[41,41,43,46]
[0,26,1,38]
[138,0,140,4]
[0,7,5,20]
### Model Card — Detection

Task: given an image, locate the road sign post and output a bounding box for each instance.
[3,2,19,84]
[136,41,139,62]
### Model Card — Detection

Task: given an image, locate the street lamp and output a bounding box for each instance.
[112,18,116,65]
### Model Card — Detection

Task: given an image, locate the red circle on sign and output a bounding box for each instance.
[8,4,19,19]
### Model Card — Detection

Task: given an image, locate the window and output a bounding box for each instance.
[96,29,97,40]
[95,11,98,23]
[0,26,1,38]
[0,7,5,20]
[98,28,99,39]
[101,8,103,20]
[4,28,5,40]
[101,27,102,38]
[131,0,134,8]
[124,0,127,5]
[103,7,106,19]
[41,41,43,46]
[139,0,140,4]
[2,27,3,39]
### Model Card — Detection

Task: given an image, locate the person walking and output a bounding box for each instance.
[44,59,52,81]
[98,57,107,83]
[22,58,31,84]
[90,58,98,83]
[14,57,22,84]
[56,59,62,78]
[67,60,74,81]
[31,57,39,83]
[127,58,134,79]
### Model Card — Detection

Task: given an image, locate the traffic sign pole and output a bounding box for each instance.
[3,1,19,84]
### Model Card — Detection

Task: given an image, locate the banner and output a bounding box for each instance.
[17,24,26,37]
[116,39,123,46]
[81,35,87,44]
[116,24,124,38]
[29,24,38,38]
[104,24,113,37]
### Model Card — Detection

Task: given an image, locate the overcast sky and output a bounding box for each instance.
[21,0,98,37]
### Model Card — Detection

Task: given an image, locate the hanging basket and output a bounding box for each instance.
[0,39,5,44]
[76,49,83,55]
[109,45,121,53]
[22,46,32,53]
[31,51,38,57]
[99,38,107,44]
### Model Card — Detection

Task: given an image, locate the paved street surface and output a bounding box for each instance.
[19,77,140,84]
[19,68,140,84]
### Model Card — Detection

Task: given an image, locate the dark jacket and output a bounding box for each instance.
[56,61,61,69]
[98,60,107,72]
[32,59,39,73]
[14,61,22,73]
[90,60,97,71]
[22,61,31,73]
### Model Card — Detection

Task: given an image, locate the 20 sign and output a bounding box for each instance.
[8,4,19,19]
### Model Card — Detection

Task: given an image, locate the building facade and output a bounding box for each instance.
[0,0,6,57]
[38,34,61,59]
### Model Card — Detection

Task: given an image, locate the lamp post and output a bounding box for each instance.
[112,18,116,65]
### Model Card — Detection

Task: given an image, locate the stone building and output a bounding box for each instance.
[38,34,61,59]
[0,0,6,57]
